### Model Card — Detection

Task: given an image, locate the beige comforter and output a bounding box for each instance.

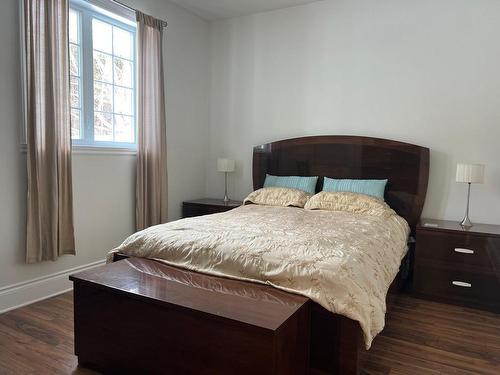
[108,204,409,348]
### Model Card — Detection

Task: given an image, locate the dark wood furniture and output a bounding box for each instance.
[182,198,242,218]
[414,219,500,313]
[70,258,310,375]
[251,136,429,374]
[253,135,429,234]
[73,136,430,375]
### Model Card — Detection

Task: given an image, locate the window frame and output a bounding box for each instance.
[70,0,137,150]
[69,7,83,139]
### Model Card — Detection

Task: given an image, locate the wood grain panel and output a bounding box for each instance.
[252,136,430,232]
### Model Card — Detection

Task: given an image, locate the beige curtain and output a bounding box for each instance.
[135,11,168,231]
[24,0,75,263]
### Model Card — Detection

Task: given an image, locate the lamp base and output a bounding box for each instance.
[460,215,472,228]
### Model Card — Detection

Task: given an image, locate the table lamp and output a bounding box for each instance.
[217,158,235,204]
[456,163,485,228]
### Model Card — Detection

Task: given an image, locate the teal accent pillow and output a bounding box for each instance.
[263,174,318,195]
[322,177,388,200]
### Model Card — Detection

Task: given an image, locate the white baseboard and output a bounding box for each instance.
[0,259,106,314]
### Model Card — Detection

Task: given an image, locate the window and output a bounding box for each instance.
[69,1,136,149]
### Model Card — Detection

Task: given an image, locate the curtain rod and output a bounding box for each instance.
[111,0,168,27]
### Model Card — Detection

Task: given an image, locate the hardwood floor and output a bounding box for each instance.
[0,293,98,375]
[0,292,498,374]
[360,294,500,374]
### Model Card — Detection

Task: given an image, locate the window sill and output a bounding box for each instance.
[19,144,137,155]
[72,145,137,155]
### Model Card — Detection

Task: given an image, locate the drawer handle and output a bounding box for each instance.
[452,281,472,288]
[454,248,474,255]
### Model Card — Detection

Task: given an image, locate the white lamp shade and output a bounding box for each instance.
[456,163,485,183]
[217,158,235,173]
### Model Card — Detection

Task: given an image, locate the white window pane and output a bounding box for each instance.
[114,115,134,143]
[94,82,113,112]
[114,87,133,115]
[94,112,113,141]
[113,57,133,88]
[93,51,113,83]
[69,10,79,44]
[71,109,81,139]
[70,44,80,76]
[70,77,80,108]
[92,19,112,54]
[113,27,133,59]
[71,12,136,148]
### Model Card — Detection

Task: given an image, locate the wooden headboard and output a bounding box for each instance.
[253,136,429,232]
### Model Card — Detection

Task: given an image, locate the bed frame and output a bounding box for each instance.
[254,136,429,373]
[253,135,429,233]
[77,136,429,375]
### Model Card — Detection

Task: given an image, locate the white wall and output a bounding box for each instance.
[207,0,500,225]
[0,0,209,289]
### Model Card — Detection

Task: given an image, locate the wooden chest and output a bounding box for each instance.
[70,258,310,375]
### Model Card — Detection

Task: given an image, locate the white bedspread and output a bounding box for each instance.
[109,204,409,348]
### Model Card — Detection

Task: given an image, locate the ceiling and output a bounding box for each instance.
[168,0,321,21]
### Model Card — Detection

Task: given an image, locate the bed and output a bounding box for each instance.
[73,135,429,374]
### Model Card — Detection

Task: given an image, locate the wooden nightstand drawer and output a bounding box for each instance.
[415,219,500,313]
[182,204,229,218]
[182,198,242,218]
[416,231,500,272]
[414,265,499,312]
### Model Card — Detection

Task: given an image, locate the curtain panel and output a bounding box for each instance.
[24,0,75,262]
[135,11,168,230]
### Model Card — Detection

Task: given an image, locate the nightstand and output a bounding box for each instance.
[414,219,500,313]
[182,198,242,218]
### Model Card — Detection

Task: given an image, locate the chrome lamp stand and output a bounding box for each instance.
[460,182,472,228]
[223,171,230,204]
